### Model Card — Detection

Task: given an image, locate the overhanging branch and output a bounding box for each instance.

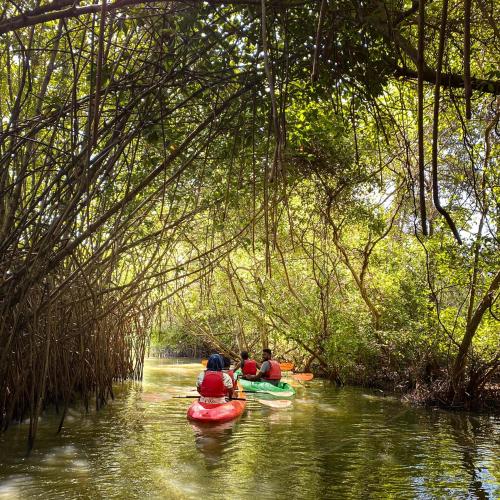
[394,66,500,94]
[0,0,309,35]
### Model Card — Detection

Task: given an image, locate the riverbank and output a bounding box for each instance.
[307,362,500,412]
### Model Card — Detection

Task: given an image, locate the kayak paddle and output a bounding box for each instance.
[174,395,247,401]
[174,395,287,408]
[255,399,292,409]
[202,359,295,372]
[292,373,314,381]
[235,389,295,398]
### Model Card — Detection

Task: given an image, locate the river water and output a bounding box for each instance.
[0,358,499,499]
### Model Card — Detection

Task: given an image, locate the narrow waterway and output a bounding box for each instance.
[1,358,499,499]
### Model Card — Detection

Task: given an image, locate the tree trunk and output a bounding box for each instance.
[450,270,500,402]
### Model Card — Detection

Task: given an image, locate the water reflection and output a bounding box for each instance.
[190,420,237,465]
[0,358,498,499]
[449,412,496,499]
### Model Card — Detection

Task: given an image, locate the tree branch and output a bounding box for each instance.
[0,0,307,35]
[394,66,500,94]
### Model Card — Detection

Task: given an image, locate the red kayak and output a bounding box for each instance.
[187,384,246,423]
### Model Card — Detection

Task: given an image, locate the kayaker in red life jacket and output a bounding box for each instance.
[197,353,234,403]
[222,356,238,390]
[242,348,281,386]
[234,351,258,377]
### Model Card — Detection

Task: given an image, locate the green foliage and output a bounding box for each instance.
[1,0,498,418]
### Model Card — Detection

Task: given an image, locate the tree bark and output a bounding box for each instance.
[394,66,500,94]
[430,0,462,244]
[451,270,500,401]
[417,0,428,235]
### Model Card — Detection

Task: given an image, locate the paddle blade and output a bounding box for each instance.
[292,373,314,381]
[257,399,292,409]
[272,391,294,398]
[279,362,294,371]
[201,359,208,367]
[141,393,170,402]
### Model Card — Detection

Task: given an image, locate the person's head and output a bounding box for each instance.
[241,351,249,360]
[223,356,231,369]
[262,348,272,361]
[206,353,223,371]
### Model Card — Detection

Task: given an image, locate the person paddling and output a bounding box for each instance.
[242,348,281,386]
[222,356,238,390]
[197,353,234,403]
[234,351,258,377]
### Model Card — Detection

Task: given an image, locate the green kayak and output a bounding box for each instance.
[234,369,296,397]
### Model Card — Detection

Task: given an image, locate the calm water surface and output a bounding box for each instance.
[0,358,499,499]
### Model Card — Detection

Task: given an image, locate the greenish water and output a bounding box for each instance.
[0,358,499,499]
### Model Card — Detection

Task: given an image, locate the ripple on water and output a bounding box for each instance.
[0,476,33,500]
[0,358,499,499]
[42,445,79,464]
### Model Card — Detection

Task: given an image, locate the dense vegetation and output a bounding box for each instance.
[0,0,498,444]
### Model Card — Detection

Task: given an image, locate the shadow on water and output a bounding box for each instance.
[190,420,238,466]
[448,412,498,500]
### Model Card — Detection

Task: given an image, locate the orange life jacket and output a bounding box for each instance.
[242,359,257,376]
[200,371,227,398]
[263,359,281,380]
